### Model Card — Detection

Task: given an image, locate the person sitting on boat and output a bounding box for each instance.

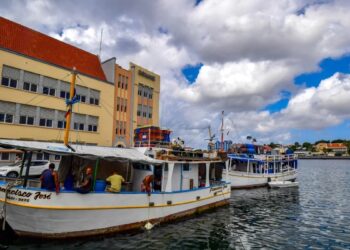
[106,171,125,193]
[40,163,60,194]
[141,174,154,194]
[76,167,93,194]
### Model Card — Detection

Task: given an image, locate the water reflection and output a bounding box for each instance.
[2,160,350,249]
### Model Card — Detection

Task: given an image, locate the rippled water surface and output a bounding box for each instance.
[2,160,350,249]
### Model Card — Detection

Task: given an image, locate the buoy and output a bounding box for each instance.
[144,222,154,230]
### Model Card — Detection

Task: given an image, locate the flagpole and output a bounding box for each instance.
[64,68,77,146]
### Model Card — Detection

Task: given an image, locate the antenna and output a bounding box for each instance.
[221,110,224,151]
[98,28,104,58]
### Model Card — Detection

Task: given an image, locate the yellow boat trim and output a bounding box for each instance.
[0,191,230,210]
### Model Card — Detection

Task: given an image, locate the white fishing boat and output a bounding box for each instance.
[268,180,299,188]
[224,153,298,189]
[0,139,230,238]
[0,70,230,239]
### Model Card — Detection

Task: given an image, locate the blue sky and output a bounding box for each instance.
[3,0,350,147]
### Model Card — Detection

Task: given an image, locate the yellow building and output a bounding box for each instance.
[0,17,115,146]
[130,62,160,141]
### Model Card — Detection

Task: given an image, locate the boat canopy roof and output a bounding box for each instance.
[227,154,263,163]
[0,139,162,164]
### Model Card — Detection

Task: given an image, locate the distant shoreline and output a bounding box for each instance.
[299,156,350,160]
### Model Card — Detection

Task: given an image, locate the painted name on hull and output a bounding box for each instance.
[0,187,51,202]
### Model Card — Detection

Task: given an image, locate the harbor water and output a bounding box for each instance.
[1,159,350,249]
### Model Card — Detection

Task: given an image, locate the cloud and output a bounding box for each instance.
[2,0,350,148]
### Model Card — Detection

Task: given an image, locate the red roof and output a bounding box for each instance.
[0,17,106,81]
[328,143,346,149]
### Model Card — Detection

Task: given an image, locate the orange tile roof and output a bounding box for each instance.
[328,143,346,149]
[0,17,106,81]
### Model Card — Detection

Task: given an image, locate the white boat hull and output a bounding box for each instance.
[224,170,297,189]
[0,183,230,238]
[268,181,299,188]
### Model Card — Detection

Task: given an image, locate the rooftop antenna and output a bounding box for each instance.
[98,28,104,58]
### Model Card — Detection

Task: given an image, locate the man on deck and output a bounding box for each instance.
[106,171,125,193]
[40,163,60,194]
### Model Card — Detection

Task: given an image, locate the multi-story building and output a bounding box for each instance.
[315,142,348,155]
[130,62,160,139]
[0,17,115,147]
[102,62,161,147]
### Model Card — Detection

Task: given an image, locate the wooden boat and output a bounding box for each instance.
[0,139,230,239]
[268,180,299,188]
[224,153,298,189]
[0,71,230,239]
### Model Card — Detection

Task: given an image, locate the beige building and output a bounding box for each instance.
[130,62,160,136]
[0,17,115,147]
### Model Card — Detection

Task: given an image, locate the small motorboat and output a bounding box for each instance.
[268,180,298,188]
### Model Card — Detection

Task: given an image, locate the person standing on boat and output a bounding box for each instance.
[141,175,154,193]
[40,163,60,194]
[76,167,93,194]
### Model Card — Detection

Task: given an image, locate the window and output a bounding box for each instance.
[144,91,148,97]
[0,113,13,123]
[89,97,99,105]
[36,153,43,160]
[1,77,9,86]
[149,93,153,99]
[54,155,61,161]
[183,164,190,171]
[77,95,86,103]
[60,90,70,99]
[0,152,10,161]
[39,118,53,127]
[118,81,121,88]
[1,77,17,88]
[36,154,49,161]
[44,153,50,160]
[23,82,37,92]
[149,113,152,119]
[43,87,56,96]
[57,120,67,129]
[138,89,142,96]
[143,112,147,118]
[137,110,141,116]
[74,123,85,131]
[88,124,98,132]
[19,115,34,125]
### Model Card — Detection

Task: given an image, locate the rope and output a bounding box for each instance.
[1,179,23,231]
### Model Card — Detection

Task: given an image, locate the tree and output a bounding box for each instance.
[302,142,313,151]
[314,139,330,144]
[269,142,277,148]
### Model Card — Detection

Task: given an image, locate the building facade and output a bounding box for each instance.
[0,17,115,147]
[130,62,160,142]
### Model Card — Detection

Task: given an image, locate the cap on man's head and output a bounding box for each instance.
[49,163,55,169]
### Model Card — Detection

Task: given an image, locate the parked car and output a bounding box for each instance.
[0,160,52,178]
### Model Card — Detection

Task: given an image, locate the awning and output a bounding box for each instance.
[0,139,162,164]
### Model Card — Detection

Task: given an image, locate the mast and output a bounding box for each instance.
[221,110,224,151]
[64,68,77,147]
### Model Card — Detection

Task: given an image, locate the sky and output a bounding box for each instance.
[1,0,350,148]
